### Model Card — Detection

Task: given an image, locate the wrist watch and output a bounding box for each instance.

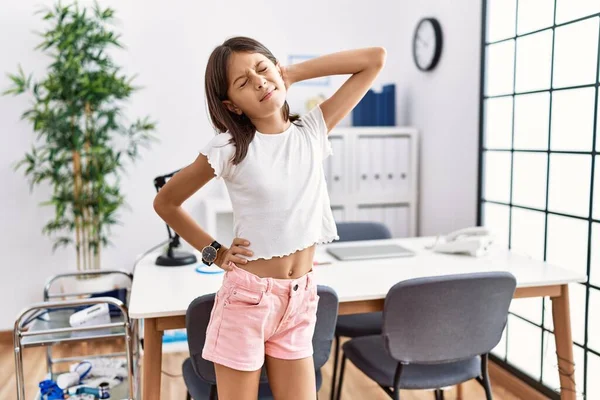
[201,241,222,266]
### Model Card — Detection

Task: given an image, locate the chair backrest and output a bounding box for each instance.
[186,285,339,383]
[336,222,392,242]
[382,271,516,364]
[311,285,339,369]
[186,293,217,382]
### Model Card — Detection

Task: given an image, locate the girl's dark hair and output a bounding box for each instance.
[205,36,301,165]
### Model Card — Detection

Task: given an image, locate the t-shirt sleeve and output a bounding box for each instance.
[302,104,333,160]
[199,133,236,180]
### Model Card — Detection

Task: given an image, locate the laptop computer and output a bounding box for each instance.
[326,244,415,261]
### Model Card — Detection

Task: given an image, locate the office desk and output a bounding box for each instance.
[129,237,586,400]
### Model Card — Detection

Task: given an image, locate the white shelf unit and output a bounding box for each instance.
[325,126,419,238]
[199,126,419,245]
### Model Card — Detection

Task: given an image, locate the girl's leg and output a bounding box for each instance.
[265,355,317,400]
[215,362,262,400]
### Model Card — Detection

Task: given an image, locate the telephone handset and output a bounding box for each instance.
[428,226,493,257]
[445,226,491,242]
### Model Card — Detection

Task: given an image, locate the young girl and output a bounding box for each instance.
[153,36,386,400]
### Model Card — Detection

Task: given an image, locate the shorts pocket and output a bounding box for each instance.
[225,285,265,308]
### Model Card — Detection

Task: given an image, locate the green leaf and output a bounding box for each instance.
[52,236,73,252]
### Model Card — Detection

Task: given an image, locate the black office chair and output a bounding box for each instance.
[330,221,392,400]
[182,285,339,399]
[336,272,516,400]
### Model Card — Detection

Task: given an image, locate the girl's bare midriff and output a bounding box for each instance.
[239,244,316,279]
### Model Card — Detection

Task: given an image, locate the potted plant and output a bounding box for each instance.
[4,1,156,288]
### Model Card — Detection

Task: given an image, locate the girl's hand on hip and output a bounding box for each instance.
[217,237,253,271]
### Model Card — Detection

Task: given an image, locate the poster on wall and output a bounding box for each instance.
[286,54,330,116]
[284,54,350,126]
[287,55,331,86]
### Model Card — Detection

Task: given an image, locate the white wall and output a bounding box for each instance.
[0,0,481,330]
[392,0,482,236]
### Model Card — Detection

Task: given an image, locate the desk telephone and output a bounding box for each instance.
[428,227,493,257]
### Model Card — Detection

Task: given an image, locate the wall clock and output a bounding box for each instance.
[413,17,443,71]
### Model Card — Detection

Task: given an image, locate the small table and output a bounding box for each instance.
[129,237,586,400]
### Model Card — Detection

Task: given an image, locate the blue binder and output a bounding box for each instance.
[382,84,395,126]
[352,83,395,126]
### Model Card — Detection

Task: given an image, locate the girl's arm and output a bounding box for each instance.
[153,156,224,256]
[152,155,249,270]
[283,47,387,132]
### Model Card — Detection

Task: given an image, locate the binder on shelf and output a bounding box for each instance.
[358,137,371,192]
[383,137,396,192]
[330,138,345,195]
[357,206,385,227]
[395,206,410,237]
[382,84,396,126]
[373,138,386,192]
[352,83,396,126]
[384,206,397,237]
[395,137,410,196]
[373,207,386,226]
[382,205,410,238]
[353,89,376,126]
[332,207,345,222]
[381,136,411,195]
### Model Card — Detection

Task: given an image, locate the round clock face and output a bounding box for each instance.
[202,246,217,262]
[413,18,443,71]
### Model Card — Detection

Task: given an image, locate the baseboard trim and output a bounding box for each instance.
[489,358,551,400]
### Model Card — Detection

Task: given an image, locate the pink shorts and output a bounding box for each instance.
[201,264,320,371]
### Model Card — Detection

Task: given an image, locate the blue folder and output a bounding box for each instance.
[352,83,395,126]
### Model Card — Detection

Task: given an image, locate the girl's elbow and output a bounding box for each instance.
[374,47,387,69]
[154,193,182,217]
[153,193,169,215]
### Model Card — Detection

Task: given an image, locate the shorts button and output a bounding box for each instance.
[293,284,299,291]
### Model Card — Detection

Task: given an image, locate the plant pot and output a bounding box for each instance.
[59,272,129,297]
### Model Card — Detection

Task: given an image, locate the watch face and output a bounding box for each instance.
[202,246,217,262]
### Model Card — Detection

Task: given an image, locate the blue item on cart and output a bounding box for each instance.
[39,379,64,399]
[76,382,111,399]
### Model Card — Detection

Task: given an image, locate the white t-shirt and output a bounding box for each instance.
[199,105,339,261]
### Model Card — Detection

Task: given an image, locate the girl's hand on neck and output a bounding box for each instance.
[277,62,293,91]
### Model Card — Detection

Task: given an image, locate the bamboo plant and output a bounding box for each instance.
[4,1,157,271]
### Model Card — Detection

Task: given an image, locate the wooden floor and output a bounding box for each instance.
[1,338,523,399]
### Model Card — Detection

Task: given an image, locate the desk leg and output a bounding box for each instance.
[143,318,163,400]
[456,383,463,399]
[551,284,576,400]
